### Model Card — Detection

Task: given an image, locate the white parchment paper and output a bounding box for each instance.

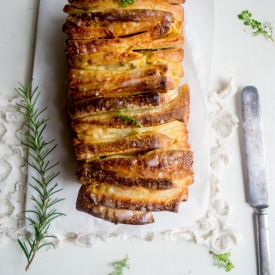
[26,0,212,235]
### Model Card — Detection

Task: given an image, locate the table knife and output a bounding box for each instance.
[241,86,272,275]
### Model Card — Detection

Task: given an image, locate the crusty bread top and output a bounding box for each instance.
[68,0,185,10]
[63,9,177,40]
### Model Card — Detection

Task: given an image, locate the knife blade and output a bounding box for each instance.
[241,86,272,275]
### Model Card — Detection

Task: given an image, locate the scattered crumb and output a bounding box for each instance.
[243,29,247,32]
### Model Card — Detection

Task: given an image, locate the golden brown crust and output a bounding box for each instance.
[65,33,157,57]
[76,168,176,189]
[64,3,184,36]
[63,9,173,40]
[65,34,184,61]
[68,0,185,10]
[67,92,172,120]
[67,48,184,69]
[77,177,190,212]
[75,132,174,160]
[73,119,188,146]
[71,84,189,132]
[77,168,194,188]
[67,63,183,101]
[76,192,154,225]
[81,149,193,180]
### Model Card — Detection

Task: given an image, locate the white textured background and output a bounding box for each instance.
[1,0,275,274]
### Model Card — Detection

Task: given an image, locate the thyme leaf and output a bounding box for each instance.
[15,80,65,271]
[108,254,130,275]
[238,10,274,41]
[117,107,143,128]
[212,252,235,272]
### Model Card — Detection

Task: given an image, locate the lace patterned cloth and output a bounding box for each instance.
[0,78,242,253]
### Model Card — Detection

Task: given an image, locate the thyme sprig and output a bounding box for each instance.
[238,10,274,41]
[117,106,143,128]
[118,0,135,7]
[212,252,235,272]
[15,81,65,271]
[109,254,130,275]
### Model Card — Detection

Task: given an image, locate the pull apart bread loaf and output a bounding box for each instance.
[63,0,194,225]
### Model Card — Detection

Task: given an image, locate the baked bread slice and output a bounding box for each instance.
[76,178,190,212]
[74,132,174,160]
[65,33,184,61]
[76,169,176,189]
[67,0,185,9]
[67,88,178,120]
[63,9,177,40]
[81,149,193,179]
[65,2,184,19]
[67,63,183,100]
[73,120,188,145]
[71,84,189,132]
[67,48,184,70]
[76,194,154,225]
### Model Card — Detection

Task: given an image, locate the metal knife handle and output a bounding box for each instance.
[256,208,272,275]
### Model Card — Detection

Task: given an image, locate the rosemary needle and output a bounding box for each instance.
[15,80,65,271]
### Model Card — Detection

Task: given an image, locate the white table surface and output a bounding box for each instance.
[1,0,275,274]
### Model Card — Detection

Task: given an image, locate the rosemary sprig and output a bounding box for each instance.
[109,254,130,275]
[212,252,235,272]
[15,81,65,271]
[117,107,143,128]
[118,0,135,7]
[238,10,274,41]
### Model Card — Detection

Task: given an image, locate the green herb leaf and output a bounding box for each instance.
[118,0,135,7]
[238,10,274,41]
[109,255,130,275]
[15,80,65,271]
[212,252,235,272]
[117,107,143,128]
[238,14,244,20]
